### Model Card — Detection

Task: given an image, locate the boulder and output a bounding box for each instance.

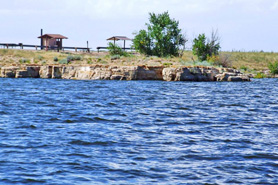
[162,68,176,81]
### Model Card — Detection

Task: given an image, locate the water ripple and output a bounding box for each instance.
[0,78,278,184]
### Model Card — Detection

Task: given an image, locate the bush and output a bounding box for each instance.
[268,61,278,76]
[163,62,173,67]
[59,59,68,64]
[192,30,220,61]
[107,42,128,56]
[67,55,74,62]
[254,72,267,79]
[87,58,93,64]
[53,57,59,62]
[133,11,187,57]
[74,55,82,60]
[208,54,232,68]
[37,55,44,61]
[19,58,30,64]
[240,65,248,71]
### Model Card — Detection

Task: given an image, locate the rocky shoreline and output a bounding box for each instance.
[0,65,250,82]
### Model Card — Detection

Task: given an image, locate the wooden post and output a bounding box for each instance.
[6,44,8,49]
[75,47,77,52]
[35,46,37,50]
[124,40,126,50]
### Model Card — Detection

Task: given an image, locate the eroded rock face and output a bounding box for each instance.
[39,66,52,78]
[0,67,19,78]
[215,72,250,82]
[163,67,221,82]
[15,67,40,78]
[1,65,251,82]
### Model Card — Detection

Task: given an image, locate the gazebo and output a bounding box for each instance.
[38,34,68,50]
[107,36,132,50]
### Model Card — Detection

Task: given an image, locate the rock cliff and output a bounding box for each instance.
[0,65,250,82]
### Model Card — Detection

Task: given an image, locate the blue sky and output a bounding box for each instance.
[1,0,278,52]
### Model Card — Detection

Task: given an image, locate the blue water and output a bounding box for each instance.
[0,78,278,185]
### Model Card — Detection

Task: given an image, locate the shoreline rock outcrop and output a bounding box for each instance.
[0,65,250,82]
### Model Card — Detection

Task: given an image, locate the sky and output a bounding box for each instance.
[0,0,278,52]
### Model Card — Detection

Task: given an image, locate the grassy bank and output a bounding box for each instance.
[0,49,277,73]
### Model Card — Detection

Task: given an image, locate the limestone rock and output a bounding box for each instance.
[1,67,19,78]
[16,66,40,78]
[62,66,76,79]
[162,68,176,81]
[52,66,63,79]
[136,66,163,80]
[216,72,250,82]
[39,66,53,78]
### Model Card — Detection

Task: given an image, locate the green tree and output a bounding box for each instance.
[192,30,221,61]
[133,12,187,57]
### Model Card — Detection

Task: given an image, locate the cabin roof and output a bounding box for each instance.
[107,36,132,41]
[38,34,68,39]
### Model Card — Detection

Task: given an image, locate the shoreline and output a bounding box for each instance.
[0,65,250,82]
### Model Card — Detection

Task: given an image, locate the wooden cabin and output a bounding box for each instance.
[38,34,68,50]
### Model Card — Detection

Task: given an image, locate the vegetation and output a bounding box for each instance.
[53,56,58,62]
[1,49,278,77]
[192,30,220,61]
[133,11,187,57]
[268,61,278,76]
[254,72,267,79]
[107,42,128,56]
[19,58,30,64]
[59,59,68,64]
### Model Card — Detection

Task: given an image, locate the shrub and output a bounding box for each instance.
[53,57,59,62]
[74,55,82,60]
[192,30,221,61]
[67,55,74,62]
[254,72,267,79]
[107,42,128,56]
[209,54,232,68]
[240,65,248,71]
[268,61,278,76]
[87,58,93,64]
[133,11,187,57]
[19,58,30,64]
[59,59,68,64]
[163,62,173,67]
[37,55,44,61]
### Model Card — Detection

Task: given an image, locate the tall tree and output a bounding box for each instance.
[133,12,187,57]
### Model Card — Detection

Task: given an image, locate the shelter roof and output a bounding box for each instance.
[38,34,68,39]
[107,36,132,41]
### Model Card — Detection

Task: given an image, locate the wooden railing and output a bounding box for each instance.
[0,43,91,52]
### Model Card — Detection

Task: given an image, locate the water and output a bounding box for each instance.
[0,78,278,185]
